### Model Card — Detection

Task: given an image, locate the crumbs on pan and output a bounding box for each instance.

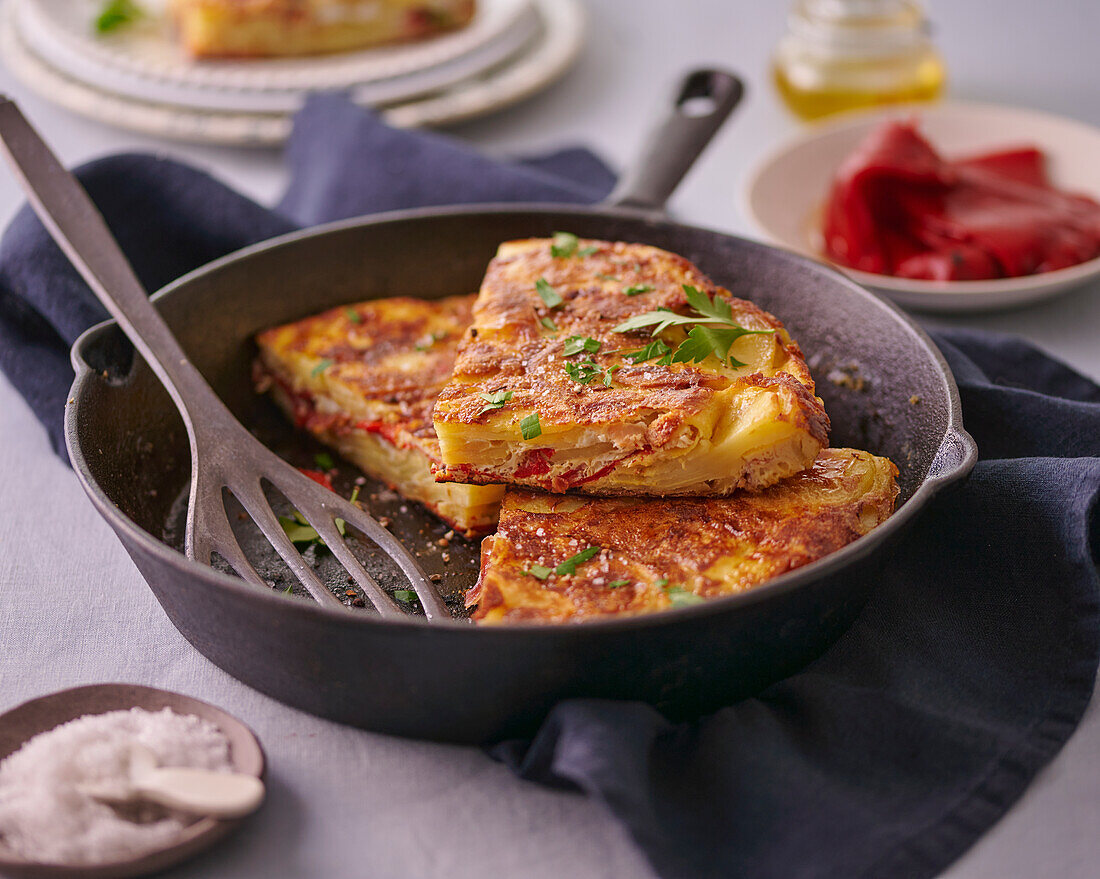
[827,365,867,391]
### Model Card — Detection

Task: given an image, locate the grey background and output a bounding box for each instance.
[1,1,1097,876]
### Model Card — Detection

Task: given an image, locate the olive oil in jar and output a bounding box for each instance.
[773,0,946,120]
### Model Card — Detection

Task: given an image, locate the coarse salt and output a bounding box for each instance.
[0,707,232,865]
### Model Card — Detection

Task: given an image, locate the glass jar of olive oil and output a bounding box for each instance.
[773,0,946,120]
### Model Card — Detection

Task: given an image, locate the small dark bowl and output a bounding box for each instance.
[0,684,265,879]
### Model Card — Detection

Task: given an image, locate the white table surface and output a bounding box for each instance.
[1,1,1098,876]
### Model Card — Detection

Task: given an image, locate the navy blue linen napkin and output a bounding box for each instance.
[1,95,1097,879]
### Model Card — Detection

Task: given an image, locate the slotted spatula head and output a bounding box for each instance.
[0,97,449,621]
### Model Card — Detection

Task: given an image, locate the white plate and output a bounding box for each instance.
[743,102,1100,313]
[16,0,541,113]
[0,0,585,143]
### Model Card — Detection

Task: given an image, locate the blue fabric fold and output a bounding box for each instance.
[1,94,1096,879]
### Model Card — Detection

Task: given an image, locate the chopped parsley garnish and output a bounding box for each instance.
[279,511,321,546]
[95,0,142,33]
[478,389,514,414]
[282,583,294,595]
[393,589,419,603]
[654,576,669,588]
[565,360,603,385]
[550,233,598,259]
[314,451,335,470]
[550,231,579,258]
[310,358,333,377]
[624,338,673,366]
[602,365,620,387]
[349,485,361,505]
[623,284,654,296]
[563,335,601,356]
[597,273,620,282]
[524,548,602,580]
[562,337,613,385]
[555,546,601,576]
[613,285,774,368]
[419,6,454,26]
[520,413,542,440]
[665,585,705,608]
[414,332,447,352]
[344,307,362,324]
[607,579,630,589]
[279,508,344,548]
[536,278,563,309]
[540,316,559,333]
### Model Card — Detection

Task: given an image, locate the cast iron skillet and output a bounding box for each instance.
[65,71,976,744]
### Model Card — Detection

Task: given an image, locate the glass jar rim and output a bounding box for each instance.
[788,0,934,57]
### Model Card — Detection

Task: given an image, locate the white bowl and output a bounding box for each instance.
[743,102,1100,313]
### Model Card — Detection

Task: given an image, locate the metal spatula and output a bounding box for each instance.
[0,98,447,621]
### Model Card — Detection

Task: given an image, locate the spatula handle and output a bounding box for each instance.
[0,98,221,431]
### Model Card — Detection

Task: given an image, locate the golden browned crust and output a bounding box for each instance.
[468,448,898,624]
[432,238,830,495]
[254,295,503,535]
[171,0,476,58]
[255,294,473,455]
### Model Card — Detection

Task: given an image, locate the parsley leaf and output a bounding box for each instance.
[550,233,598,259]
[95,0,142,33]
[521,413,542,440]
[393,589,419,603]
[555,546,601,576]
[623,284,654,296]
[314,451,335,470]
[550,232,579,258]
[603,364,620,387]
[607,579,630,588]
[671,324,765,368]
[612,285,773,367]
[612,308,683,335]
[349,485,361,505]
[279,507,343,549]
[414,332,447,352]
[279,514,320,546]
[624,338,673,365]
[478,389,514,414]
[536,278,564,309]
[565,361,603,385]
[540,316,559,333]
[597,273,620,282]
[563,335,601,356]
[665,585,705,607]
[525,564,553,580]
[344,307,362,324]
[310,359,333,377]
[654,576,669,588]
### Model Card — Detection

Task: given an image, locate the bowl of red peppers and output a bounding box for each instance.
[745,102,1100,312]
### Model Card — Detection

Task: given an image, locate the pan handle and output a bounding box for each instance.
[604,69,744,213]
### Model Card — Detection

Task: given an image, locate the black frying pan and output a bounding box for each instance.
[63,71,976,743]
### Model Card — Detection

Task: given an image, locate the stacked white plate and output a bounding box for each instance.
[0,0,585,144]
